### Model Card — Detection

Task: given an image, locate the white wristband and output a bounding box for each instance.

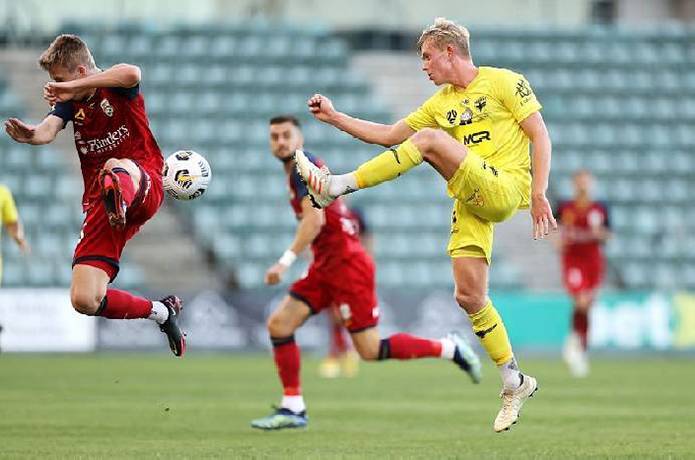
[278,249,297,267]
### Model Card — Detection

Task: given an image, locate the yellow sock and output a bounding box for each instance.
[468,300,514,366]
[354,139,423,189]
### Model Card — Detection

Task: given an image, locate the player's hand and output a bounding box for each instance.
[264,263,288,285]
[16,238,31,255]
[45,81,78,103]
[530,193,557,240]
[43,83,58,106]
[4,118,36,143]
[307,93,338,124]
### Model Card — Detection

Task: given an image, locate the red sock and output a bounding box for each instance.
[572,309,589,350]
[104,167,136,206]
[99,289,152,319]
[272,336,301,396]
[329,322,348,357]
[378,333,442,360]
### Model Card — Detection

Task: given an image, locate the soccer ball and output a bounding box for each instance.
[163,150,211,200]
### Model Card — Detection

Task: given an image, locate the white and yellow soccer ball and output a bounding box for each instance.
[163,150,212,200]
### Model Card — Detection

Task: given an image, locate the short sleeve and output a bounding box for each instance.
[48,101,74,127]
[404,93,439,131]
[0,186,19,224]
[290,169,309,200]
[498,70,542,123]
[111,84,140,100]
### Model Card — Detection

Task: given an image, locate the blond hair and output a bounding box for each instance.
[39,34,96,71]
[417,17,471,58]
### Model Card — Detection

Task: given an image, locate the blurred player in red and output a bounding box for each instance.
[3,34,185,356]
[319,206,372,379]
[556,169,611,377]
[320,305,360,379]
[251,115,481,430]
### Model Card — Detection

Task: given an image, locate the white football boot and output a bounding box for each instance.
[493,374,538,432]
[294,149,336,208]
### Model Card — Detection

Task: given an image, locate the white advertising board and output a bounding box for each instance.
[0,289,96,352]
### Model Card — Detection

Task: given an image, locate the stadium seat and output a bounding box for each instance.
[40,22,695,290]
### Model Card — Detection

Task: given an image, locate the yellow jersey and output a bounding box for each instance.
[0,184,19,237]
[404,66,542,205]
[0,184,19,281]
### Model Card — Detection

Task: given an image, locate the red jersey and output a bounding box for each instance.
[557,199,610,262]
[50,85,163,210]
[288,152,366,269]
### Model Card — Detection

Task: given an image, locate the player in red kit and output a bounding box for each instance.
[250,116,482,430]
[556,169,611,377]
[3,35,185,356]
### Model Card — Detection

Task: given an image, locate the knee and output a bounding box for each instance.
[70,290,103,316]
[575,294,592,312]
[356,346,378,361]
[352,340,380,361]
[103,158,124,171]
[266,313,294,338]
[454,289,487,315]
[410,128,441,155]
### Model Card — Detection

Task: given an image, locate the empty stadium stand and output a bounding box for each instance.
[2,22,691,290]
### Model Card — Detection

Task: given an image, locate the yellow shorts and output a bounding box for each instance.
[446,152,529,262]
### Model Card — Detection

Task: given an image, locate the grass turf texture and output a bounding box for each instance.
[0,353,692,459]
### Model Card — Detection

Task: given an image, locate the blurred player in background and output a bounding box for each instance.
[3,34,185,356]
[319,203,372,379]
[556,170,610,377]
[252,115,481,430]
[0,183,30,350]
[0,183,30,284]
[319,305,360,379]
[295,17,556,432]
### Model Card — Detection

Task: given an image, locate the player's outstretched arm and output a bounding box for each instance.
[46,64,141,102]
[4,116,63,145]
[264,197,325,285]
[307,93,414,147]
[521,111,558,240]
[5,220,30,254]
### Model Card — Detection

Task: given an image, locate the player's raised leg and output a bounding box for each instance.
[70,264,185,356]
[99,158,142,230]
[452,256,537,432]
[295,128,467,208]
[349,327,482,384]
[251,296,311,430]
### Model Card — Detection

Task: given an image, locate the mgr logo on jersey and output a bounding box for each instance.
[100,98,114,117]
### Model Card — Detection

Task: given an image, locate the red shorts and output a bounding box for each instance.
[73,166,163,281]
[289,252,378,333]
[562,256,604,296]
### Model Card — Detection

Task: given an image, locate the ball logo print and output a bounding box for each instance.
[174,169,193,189]
[163,150,212,200]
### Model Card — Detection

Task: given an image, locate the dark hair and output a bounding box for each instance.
[269,115,301,128]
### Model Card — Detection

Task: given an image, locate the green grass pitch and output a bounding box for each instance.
[0,353,692,458]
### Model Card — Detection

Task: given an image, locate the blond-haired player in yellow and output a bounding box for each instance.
[0,183,30,284]
[295,17,557,432]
